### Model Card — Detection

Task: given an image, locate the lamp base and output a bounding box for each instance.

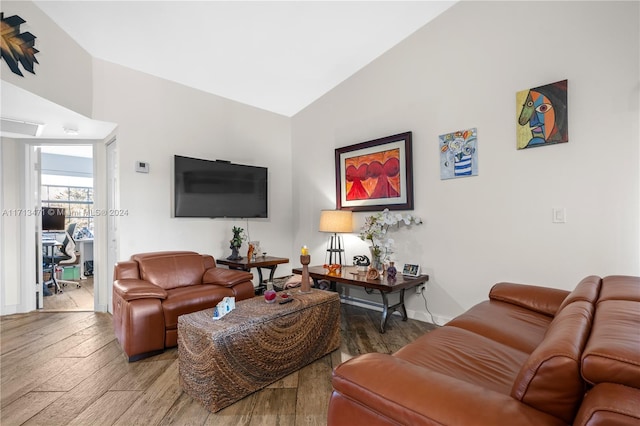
[325,233,345,266]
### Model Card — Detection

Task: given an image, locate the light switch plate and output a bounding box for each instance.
[552,208,566,223]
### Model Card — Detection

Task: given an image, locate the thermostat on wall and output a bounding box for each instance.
[135,161,149,173]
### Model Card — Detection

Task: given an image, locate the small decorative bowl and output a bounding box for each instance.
[264,289,277,303]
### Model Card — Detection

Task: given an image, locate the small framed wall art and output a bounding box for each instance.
[439,128,478,180]
[335,132,414,212]
[516,79,568,149]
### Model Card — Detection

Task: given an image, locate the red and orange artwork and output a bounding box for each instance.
[344,148,401,201]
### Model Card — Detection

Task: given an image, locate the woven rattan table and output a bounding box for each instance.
[178,289,341,412]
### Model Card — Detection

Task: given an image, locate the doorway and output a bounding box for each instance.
[40,145,94,311]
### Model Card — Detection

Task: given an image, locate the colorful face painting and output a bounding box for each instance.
[439,128,477,180]
[516,80,568,149]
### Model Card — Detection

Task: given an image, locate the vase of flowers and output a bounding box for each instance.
[359,209,422,271]
[227,226,245,260]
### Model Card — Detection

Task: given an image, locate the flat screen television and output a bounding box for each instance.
[174,155,268,218]
[42,207,66,231]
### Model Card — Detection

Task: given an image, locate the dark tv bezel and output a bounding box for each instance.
[174,155,268,219]
[42,207,66,231]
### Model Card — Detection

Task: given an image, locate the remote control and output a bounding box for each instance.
[279,298,293,304]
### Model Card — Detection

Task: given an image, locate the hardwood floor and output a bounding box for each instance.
[42,277,94,311]
[0,302,436,425]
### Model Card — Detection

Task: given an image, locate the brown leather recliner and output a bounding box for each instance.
[112,251,254,361]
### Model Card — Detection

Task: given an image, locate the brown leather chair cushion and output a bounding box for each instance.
[489,282,569,317]
[133,251,206,290]
[557,275,602,312]
[598,275,640,303]
[162,285,233,330]
[203,268,253,286]
[582,300,640,388]
[447,300,553,353]
[113,279,168,301]
[395,326,528,395]
[573,383,640,426]
[511,301,593,423]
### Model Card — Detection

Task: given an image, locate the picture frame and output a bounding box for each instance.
[402,263,420,277]
[335,131,414,212]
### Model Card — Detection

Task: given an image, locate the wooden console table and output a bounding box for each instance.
[217,256,289,294]
[292,265,429,333]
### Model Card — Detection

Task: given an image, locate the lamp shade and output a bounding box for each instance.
[319,210,353,233]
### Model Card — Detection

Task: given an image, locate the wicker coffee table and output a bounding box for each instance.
[178,289,340,412]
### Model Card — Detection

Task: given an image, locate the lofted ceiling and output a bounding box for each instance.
[2,1,456,139]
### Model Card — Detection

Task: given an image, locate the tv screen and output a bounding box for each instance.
[42,207,66,231]
[174,155,268,218]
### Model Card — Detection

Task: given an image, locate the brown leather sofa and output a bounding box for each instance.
[328,275,640,425]
[112,251,255,361]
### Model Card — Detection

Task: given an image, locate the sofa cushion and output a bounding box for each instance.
[573,383,640,426]
[447,300,553,353]
[582,300,640,388]
[162,285,233,330]
[395,326,528,395]
[203,268,253,286]
[557,275,601,312]
[511,301,593,424]
[489,282,569,317]
[598,275,640,303]
[133,251,206,290]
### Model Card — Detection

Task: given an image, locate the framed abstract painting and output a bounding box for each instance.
[335,132,413,212]
[516,79,568,149]
[439,128,478,180]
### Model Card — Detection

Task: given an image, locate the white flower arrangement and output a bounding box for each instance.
[359,209,422,263]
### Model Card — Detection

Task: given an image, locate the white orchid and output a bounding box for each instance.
[359,209,422,263]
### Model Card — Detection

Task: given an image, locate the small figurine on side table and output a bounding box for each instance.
[387,261,397,280]
[323,263,341,276]
[366,266,380,280]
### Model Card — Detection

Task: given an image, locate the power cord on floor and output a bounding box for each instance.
[421,288,442,326]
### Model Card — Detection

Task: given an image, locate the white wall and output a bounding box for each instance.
[291,1,640,322]
[1,138,22,314]
[91,60,293,279]
[2,1,93,117]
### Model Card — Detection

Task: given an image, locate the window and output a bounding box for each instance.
[41,184,93,234]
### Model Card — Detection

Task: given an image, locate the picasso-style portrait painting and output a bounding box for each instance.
[440,128,478,180]
[335,132,413,212]
[516,79,568,149]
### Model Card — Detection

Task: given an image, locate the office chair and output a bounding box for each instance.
[43,223,81,292]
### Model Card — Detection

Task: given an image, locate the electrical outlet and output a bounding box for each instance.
[416,284,426,294]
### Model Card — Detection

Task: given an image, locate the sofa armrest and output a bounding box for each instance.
[113,279,168,301]
[202,268,253,287]
[330,353,565,426]
[114,260,140,280]
[489,282,569,316]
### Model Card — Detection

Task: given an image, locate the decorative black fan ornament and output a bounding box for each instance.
[1,13,39,76]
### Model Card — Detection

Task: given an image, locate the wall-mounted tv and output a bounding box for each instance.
[174,155,268,218]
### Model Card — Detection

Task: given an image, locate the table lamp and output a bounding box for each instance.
[319,209,353,265]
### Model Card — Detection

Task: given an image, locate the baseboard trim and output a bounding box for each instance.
[0,304,19,316]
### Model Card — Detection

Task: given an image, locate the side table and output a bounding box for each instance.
[216,256,289,294]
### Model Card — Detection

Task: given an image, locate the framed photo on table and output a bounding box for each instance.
[335,131,414,212]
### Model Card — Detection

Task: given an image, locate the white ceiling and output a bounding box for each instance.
[1,1,456,140]
[33,1,456,117]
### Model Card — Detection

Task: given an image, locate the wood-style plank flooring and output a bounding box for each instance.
[0,303,436,425]
[42,277,94,311]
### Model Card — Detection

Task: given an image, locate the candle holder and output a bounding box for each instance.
[300,254,312,293]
